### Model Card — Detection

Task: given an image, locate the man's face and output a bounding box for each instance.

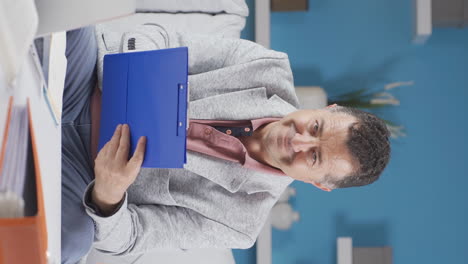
[261,108,359,191]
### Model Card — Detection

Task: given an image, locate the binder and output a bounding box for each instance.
[0,97,13,173]
[0,99,48,264]
[99,47,189,168]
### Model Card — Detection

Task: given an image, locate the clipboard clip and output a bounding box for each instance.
[177,83,189,136]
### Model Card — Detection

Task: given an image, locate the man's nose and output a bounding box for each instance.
[291,132,318,152]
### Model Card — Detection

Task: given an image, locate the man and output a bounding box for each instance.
[61,25,390,263]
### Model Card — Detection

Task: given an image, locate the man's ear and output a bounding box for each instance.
[326,103,338,108]
[310,181,332,192]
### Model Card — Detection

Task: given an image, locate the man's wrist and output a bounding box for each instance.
[91,187,124,216]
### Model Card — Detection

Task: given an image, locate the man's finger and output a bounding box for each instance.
[107,124,122,155]
[128,136,146,170]
[98,141,110,158]
[116,124,131,161]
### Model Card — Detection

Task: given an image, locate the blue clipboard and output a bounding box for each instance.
[98,47,189,168]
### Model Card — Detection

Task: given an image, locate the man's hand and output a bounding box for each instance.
[92,124,146,215]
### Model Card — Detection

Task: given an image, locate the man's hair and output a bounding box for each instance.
[328,106,391,188]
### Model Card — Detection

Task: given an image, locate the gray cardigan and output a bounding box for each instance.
[83,23,300,256]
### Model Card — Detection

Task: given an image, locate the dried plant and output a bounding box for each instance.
[329,81,413,139]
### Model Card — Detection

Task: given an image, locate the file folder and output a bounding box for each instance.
[99,47,189,168]
[0,99,48,264]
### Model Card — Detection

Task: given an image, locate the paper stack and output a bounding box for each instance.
[0,104,29,218]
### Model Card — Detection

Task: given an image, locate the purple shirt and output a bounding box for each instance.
[187,119,285,176]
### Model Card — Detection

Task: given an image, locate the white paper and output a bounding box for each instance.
[43,32,67,124]
[0,191,25,218]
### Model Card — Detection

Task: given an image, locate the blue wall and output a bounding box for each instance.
[237,0,468,264]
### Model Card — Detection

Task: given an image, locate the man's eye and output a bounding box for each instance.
[314,121,319,133]
[312,151,317,164]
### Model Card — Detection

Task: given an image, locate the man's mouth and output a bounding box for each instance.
[282,133,289,151]
[278,125,293,156]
